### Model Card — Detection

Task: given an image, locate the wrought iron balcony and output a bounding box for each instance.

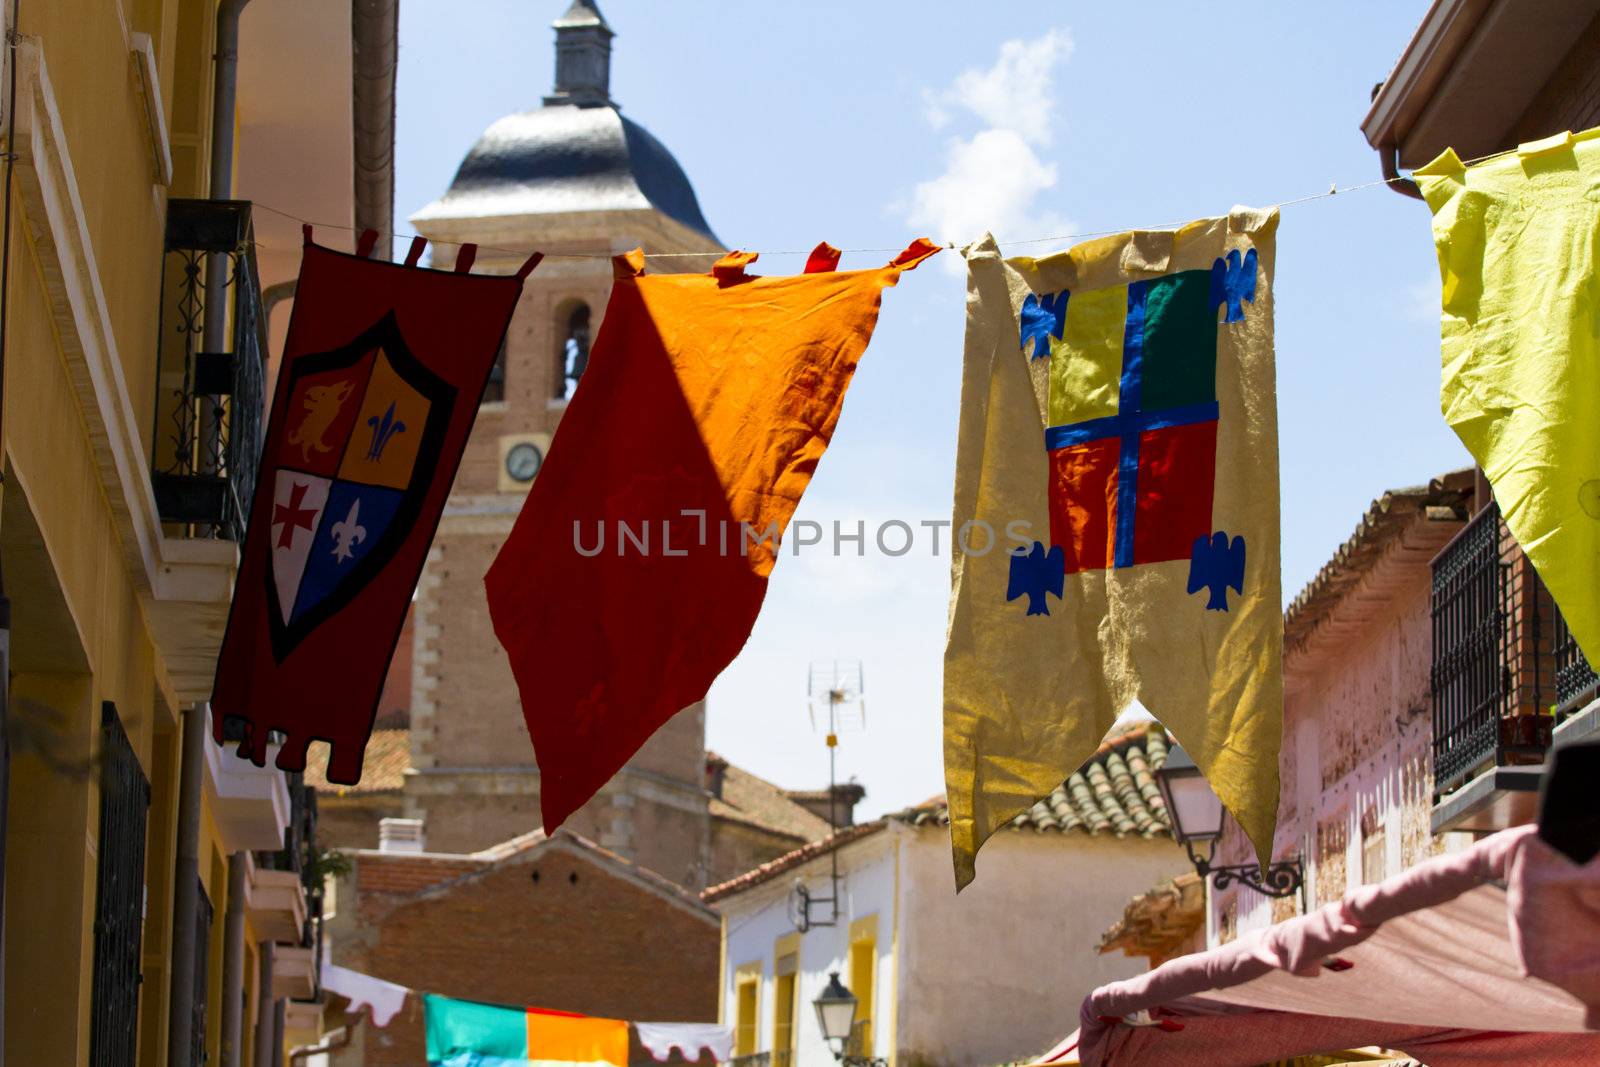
[151,198,268,541]
[1431,502,1597,796]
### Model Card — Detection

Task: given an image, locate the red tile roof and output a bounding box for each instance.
[702,723,1176,905]
[304,728,410,794]
[700,820,887,904]
[902,723,1174,838]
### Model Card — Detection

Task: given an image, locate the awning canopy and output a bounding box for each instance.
[1055,825,1600,1066]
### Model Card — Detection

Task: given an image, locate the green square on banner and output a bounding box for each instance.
[1140,269,1217,412]
[425,993,529,1064]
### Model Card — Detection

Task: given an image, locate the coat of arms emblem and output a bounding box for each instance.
[265,311,454,660]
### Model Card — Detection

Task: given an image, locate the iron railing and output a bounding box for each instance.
[724,1055,771,1067]
[1431,502,1574,794]
[89,703,151,1067]
[1554,608,1600,709]
[192,881,213,1066]
[151,199,268,541]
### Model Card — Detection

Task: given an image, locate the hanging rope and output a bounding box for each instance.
[244,144,1513,263]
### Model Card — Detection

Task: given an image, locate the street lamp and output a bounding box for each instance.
[1155,742,1303,899]
[812,972,885,1067]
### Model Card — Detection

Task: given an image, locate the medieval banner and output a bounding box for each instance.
[1416,129,1600,672]
[212,231,537,783]
[944,209,1283,889]
[486,241,937,835]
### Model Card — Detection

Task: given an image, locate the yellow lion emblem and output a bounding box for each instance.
[287,381,355,462]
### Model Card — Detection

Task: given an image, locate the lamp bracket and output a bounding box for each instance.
[1184,838,1304,900]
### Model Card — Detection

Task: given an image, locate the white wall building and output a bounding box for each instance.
[707,725,1188,1067]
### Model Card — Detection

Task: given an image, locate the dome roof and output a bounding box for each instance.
[411,103,717,242]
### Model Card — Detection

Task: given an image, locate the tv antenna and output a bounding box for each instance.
[788,660,866,932]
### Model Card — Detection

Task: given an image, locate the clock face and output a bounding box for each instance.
[505,441,543,483]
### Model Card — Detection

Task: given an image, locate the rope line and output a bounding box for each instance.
[244,145,1514,263]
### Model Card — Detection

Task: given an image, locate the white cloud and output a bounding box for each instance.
[906,129,1064,246]
[902,29,1075,256]
[931,29,1074,145]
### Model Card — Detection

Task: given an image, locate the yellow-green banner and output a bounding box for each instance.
[944,209,1283,889]
[1416,128,1600,675]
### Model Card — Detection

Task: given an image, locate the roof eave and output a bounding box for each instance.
[1363,0,1600,169]
[1360,0,1491,151]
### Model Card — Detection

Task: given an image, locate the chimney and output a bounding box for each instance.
[705,753,729,799]
[544,0,614,108]
[787,783,866,828]
[378,817,425,853]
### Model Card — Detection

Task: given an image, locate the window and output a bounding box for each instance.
[733,962,761,1057]
[89,702,152,1067]
[773,932,799,1067]
[849,915,877,1056]
[555,303,591,400]
[482,338,507,404]
[1362,827,1387,885]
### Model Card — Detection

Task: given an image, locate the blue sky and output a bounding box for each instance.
[396,1,1464,818]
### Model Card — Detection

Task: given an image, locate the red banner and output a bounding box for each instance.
[486,241,935,831]
[213,231,537,783]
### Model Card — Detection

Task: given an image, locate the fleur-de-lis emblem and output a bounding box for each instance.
[330,499,368,564]
[365,400,408,461]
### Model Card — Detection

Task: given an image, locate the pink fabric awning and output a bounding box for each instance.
[1057,825,1600,1066]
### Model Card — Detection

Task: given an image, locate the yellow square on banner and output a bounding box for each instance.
[1048,283,1127,427]
[338,350,433,490]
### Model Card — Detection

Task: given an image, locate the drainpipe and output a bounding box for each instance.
[352,0,398,257]
[254,941,276,1067]
[167,704,208,1067]
[200,0,252,479]
[220,853,248,1067]
[1379,142,1425,201]
[203,0,252,349]
[272,998,287,1067]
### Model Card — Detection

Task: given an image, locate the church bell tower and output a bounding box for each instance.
[402,0,724,886]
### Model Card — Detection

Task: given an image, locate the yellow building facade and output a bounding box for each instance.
[1,0,390,1063]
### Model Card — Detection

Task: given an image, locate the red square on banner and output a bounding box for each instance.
[1133,420,1217,566]
[1048,437,1120,574]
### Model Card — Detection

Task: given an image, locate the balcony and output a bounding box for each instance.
[1431,502,1599,832]
[265,775,327,1004]
[151,198,268,542]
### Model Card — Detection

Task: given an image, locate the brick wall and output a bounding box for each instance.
[333,841,719,1067]
[1508,11,1600,145]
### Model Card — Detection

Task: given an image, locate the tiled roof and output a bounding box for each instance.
[701,820,887,904]
[899,723,1173,839]
[707,754,833,843]
[1284,468,1471,654]
[703,723,1174,906]
[304,727,410,794]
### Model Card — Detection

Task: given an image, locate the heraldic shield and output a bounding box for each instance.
[211,232,535,787]
[266,311,453,660]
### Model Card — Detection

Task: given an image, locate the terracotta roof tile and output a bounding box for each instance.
[899,722,1173,839]
[703,724,1176,905]
[701,821,886,904]
[304,728,410,793]
[1284,469,1471,654]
